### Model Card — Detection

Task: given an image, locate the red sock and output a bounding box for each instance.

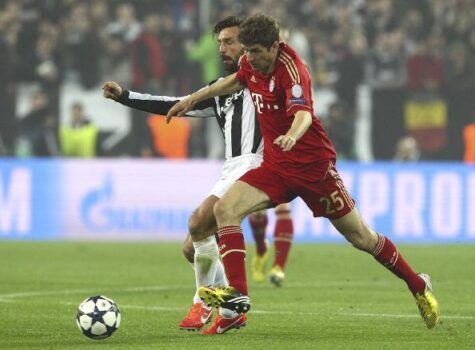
[373,234,425,295]
[273,218,293,270]
[218,226,248,295]
[248,214,268,256]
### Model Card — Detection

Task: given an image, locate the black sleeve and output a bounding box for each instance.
[116,89,215,116]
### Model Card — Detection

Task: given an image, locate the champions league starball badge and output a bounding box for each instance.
[291,84,303,98]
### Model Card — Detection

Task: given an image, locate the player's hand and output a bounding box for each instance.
[166,95,196,123]
[274,135,296,152]
[102,81,123,100]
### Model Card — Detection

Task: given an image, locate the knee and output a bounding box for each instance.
[348,232,368,251]
[344,226,377,253]
[188,213,202,239]
[189,211,215,240]
[182,239,195,263]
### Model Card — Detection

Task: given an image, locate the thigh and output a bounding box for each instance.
[294,163,355,219]
[239,165,296,207]
[219,180,274,222]
[210,156,263,198]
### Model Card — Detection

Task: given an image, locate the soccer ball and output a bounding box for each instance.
[76,295,121,340]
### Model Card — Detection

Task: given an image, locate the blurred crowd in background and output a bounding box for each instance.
[0,0,474,162]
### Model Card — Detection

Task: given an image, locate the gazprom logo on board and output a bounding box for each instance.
[80,175,191,232]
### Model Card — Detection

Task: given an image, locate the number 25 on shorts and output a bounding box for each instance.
[319,191,344,215]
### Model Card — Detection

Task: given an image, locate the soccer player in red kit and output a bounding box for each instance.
[167,14,440,330]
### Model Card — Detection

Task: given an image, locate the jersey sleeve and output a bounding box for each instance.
[280,57,313,117]
[117,88,216,118]
[235,55,248,85]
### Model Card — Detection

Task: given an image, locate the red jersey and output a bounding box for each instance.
[236,43,336,179]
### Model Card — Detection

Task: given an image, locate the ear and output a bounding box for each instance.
[270,41,279,54]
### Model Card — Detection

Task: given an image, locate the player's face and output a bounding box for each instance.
[243,42,279,74]
[218,26,243,73]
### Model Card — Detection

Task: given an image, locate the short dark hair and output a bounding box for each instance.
[213,15,246,36]
[239,14,279,49]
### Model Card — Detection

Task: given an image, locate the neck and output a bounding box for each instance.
[263,51,279,75]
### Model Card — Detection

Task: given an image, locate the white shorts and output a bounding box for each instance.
[209,154,264,198]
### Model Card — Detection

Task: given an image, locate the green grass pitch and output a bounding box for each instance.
[0,242,473,349]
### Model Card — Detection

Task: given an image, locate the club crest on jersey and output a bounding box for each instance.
[269,77,275,92]
[251,75,257,83]
[291,84,303,98]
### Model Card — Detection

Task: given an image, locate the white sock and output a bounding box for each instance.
[192,236,219,303]
[189,263,202,304]
[213,259,229,288]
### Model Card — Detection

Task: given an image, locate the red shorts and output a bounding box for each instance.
[239,161,355,219]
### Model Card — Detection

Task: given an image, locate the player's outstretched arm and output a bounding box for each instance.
[166,73,243,122]
[274,110,313,151]
[102,81,215,118]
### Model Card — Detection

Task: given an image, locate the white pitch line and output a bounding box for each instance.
[0,280,396,301]
[122,304,475,320]
[0,285,184,301]
[2,286,474,321]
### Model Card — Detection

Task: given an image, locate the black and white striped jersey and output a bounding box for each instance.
[117,81,263,160]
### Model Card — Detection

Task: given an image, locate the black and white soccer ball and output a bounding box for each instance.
[76,295,121,340]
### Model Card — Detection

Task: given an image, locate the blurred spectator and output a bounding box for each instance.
[34,26,60,116]
[59,102,98,158]
[64,3,102,89]
[14,0,40,82]
[367,31,405,89]
[129,13,166,157]
[406,38,444,92]
[131,13,165,91]
[147,115,191,159]
[188,28,220,85]
[186,27,222,158]
[16,90,58,157]
[311,39,337,88]
[364,0,399,46]
[90,0,110,31]
[394,135,420,161]
[105,2,141,43]
[400,8,426,53]
[325,102,355,159]
[336,33,366,111]
[101,33,132,86]
[159,15,191,95]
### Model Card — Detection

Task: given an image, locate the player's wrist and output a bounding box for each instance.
[116,89,129,102]
[190,91,204,103]
[285,134,297,142]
